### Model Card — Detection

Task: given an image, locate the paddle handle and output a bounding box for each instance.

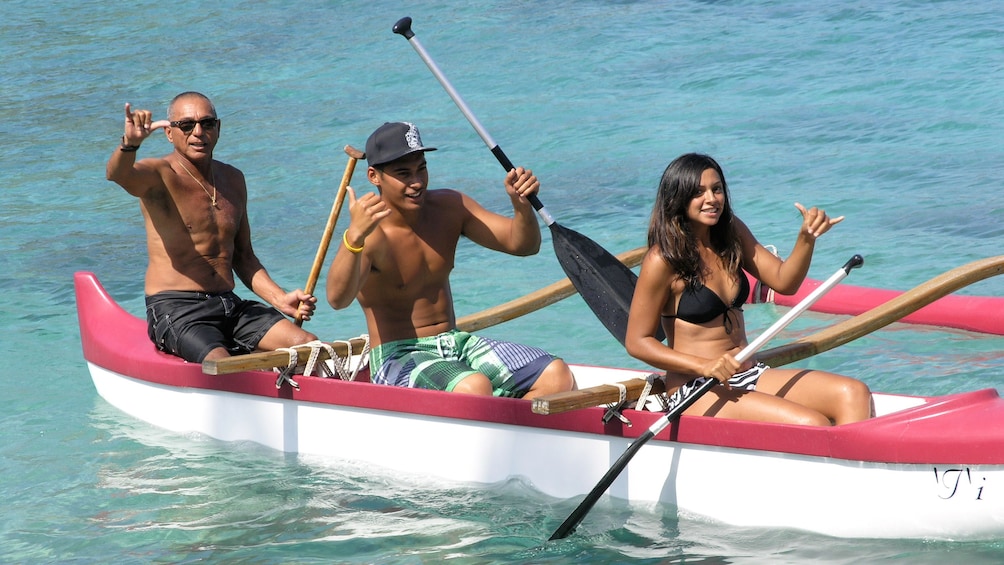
[549,254,864,540]
[393,17,555,225]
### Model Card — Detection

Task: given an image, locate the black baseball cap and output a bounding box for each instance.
[365,122,437,167]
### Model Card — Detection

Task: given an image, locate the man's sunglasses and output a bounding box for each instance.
[169,117,219,134]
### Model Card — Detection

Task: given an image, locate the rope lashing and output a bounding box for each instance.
[273,335,372,389]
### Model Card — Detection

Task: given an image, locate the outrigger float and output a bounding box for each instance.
[76,255,1004,541]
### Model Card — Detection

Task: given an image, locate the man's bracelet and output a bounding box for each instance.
[119,135,140,153]
[343,230,364,253]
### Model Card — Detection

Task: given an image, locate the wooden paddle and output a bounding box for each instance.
[548,255,864,540]
[295,145,365,326]
[392,17,663,345]
[532,253,1004,416]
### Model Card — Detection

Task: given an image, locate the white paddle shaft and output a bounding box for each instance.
[737,255,863,363]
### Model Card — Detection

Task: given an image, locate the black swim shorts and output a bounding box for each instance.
[145,290,286,363]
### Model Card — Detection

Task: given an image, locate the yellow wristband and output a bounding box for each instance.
[342,230,364,253]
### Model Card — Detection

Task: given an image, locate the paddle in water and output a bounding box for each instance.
[549,254,865,540]
[391,16,660,345]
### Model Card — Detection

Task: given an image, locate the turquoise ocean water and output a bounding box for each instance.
[3,0,1003,562]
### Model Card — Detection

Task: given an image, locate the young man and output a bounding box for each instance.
[326,122,575,399]
[106,92,317,363]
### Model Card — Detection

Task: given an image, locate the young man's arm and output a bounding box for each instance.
[461,166,542,256]
[326,186,387,309]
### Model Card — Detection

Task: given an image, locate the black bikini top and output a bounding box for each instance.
[663,273,749,330]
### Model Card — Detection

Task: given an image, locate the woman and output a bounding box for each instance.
[625,153,872,425]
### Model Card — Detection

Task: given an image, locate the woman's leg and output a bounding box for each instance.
[680,383,833,426]
[754,368,873,425]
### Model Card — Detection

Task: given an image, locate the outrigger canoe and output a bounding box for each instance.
[76,271,1004,541]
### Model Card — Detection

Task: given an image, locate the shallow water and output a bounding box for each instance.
[2,0,1003,562]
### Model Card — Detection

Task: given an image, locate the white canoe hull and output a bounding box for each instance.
[88,360,1004,540]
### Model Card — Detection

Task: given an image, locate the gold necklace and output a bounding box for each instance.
[177,159,218,208]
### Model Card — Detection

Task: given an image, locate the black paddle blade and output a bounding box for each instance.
[549,223,664,345]
[549,376,718,540]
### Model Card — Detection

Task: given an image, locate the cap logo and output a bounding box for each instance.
[404,122,423,150]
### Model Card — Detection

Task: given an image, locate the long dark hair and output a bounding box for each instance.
[647,153,742,288]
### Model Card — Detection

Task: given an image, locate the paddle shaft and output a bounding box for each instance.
[296,147,363,326]
[548,254,864,540]
[393,18,554,224]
